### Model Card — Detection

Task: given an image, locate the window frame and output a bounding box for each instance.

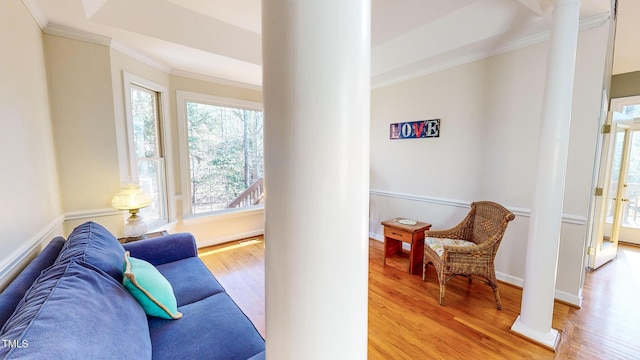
[176,90,264,218]
[121,72,175,227]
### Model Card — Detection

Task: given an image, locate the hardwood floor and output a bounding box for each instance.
[198,238,266,337]
[198,238,640,359]
[555,242,640,359]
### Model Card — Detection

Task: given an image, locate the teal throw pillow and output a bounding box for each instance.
[123,251,183,319]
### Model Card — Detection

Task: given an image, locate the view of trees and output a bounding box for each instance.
[130,86,165,223]
[620,106,640,185]
[186,101,264,213]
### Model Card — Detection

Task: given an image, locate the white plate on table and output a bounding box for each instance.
[398,219,417,225]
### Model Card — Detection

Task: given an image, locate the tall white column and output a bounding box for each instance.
[262,1,371,359]
[511,0,581,349]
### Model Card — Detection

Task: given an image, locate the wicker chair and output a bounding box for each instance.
[422,201,515,309]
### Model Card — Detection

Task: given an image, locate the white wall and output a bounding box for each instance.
[43,34,124,235]
[370,22,610,305]
[0,0,64,289]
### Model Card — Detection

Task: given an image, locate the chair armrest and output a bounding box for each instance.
[441,239,497,263]
[123,233,198,266]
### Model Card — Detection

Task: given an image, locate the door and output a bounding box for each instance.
[589,121,633,269]
[608,97,640,245]
[617,127,640,244]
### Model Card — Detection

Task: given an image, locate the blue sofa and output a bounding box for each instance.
[0,222,265,360]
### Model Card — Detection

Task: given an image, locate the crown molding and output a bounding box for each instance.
[110,41,171,73]
[22,0,48,29]
[170,69,262,92]
[517,0,553,17]
[372,12,611,89]
[39,24,260,92]
[43,22,111,47]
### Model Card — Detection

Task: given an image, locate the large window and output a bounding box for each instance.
[177,92,264,216]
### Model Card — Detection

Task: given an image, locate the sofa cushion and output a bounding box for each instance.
[0,260,151,360]
[155,257,226,307]
[148,292,264,360]
[123,252,182,320]
[55,221,125,282]
[248,351,266,360]
[123,233,198,266]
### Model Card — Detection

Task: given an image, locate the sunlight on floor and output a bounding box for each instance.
[198,239,262,257]
[623,248,640,287]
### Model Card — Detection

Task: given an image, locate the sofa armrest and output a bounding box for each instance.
[123,233,197,266]
[0,237,66,327]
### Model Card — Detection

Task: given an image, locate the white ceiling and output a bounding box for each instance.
[612,0,640,75]
[24,0,628,89]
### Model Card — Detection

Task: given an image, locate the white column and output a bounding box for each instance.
[262,1,371,359]
[511,0,581,349]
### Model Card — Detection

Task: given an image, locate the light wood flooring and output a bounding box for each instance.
[198,238,640,359]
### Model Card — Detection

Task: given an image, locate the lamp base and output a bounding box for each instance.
[123,212,148,238]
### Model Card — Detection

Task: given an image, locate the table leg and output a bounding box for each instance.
[409,234,425,275]
[383,237,402,266]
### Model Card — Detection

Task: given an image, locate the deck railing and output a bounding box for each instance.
[227,178,264,208]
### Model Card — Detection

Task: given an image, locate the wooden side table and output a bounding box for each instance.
[381,218,432,275]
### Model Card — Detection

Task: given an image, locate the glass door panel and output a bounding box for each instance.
[605,126,631,247]
[591,123,631,269]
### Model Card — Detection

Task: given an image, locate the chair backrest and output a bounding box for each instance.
[469,201,515,246]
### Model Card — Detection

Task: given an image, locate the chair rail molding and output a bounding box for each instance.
[0,215,65,285]
[369,189,587,225]
[64,208,123,221]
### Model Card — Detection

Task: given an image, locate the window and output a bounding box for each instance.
[123,73,170,227]
[621,104,640,118]
[177,92,264,216]
[130,85,167,224]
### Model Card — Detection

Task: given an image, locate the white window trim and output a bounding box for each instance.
[611,96,640,130]
[611,95,640,113]
[176,90,263,219]
[120,71,176,224]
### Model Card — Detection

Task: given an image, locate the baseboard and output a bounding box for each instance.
[554,289,582,308]
[0,215,65,288]
[196,229,265,249]
[496,272,524,288]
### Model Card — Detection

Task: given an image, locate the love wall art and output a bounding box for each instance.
[389,119,440,140]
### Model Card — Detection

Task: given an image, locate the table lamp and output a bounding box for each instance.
[112,183,153,238]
